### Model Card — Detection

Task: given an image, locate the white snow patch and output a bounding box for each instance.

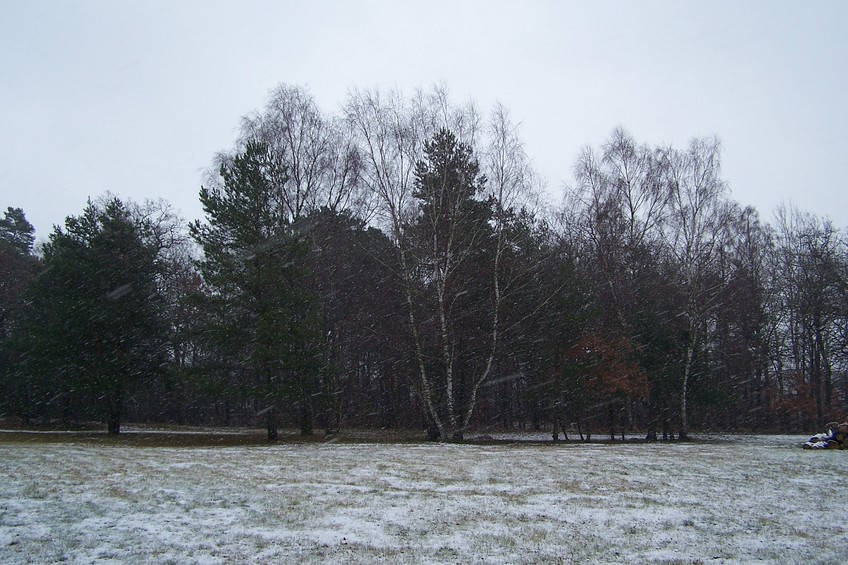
[1,436,846,563]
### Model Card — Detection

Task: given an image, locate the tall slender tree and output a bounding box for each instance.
[770,206,846,428]
[404,128,495,440]
[0,207,39,420]
[663,137,733,439]
[191,141,323,440]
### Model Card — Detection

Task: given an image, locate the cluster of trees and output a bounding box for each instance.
[2,84,847,441]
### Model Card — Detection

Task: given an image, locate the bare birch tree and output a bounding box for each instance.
[239,84,367,221]
[570,127,670,333]
[344,87,537,440]
[565,129,673,437]
[663,137,733,439]
[771,205,846,428]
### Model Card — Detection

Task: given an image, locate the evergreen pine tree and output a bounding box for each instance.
[14,198,166,432]
[191,142,323,440]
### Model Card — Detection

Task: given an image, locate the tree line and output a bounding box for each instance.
[2,84,846,441]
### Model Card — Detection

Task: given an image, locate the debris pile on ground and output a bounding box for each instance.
[802,421,848,449]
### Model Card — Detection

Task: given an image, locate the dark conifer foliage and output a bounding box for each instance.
[302,207,411,430]
[8,199,166,432]
[0,208,39,421]
[0,208,38,337]
[191,141,324,440]
[2,85,847,438]
[0,207,36,256]
[404,128,498,440]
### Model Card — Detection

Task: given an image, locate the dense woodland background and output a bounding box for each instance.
[2,85,846,441]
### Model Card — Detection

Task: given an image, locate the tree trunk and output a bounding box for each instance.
[107,385,122,435]
[680,315,697,440]
[107,406,121,435]
[266,407,278,442]
[608,401,616,441]
[426,415,441,442]
[679,354,692,440]
[645,394,658,441]
[300,399,314,436]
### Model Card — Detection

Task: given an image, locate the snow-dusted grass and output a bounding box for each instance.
[1,433,845,564]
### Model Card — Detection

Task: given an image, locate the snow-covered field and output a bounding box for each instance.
[1,433,845,564]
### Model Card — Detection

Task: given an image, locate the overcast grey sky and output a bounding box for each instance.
[2,0,846,239]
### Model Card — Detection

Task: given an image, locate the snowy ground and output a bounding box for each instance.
[1,432,846,564]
